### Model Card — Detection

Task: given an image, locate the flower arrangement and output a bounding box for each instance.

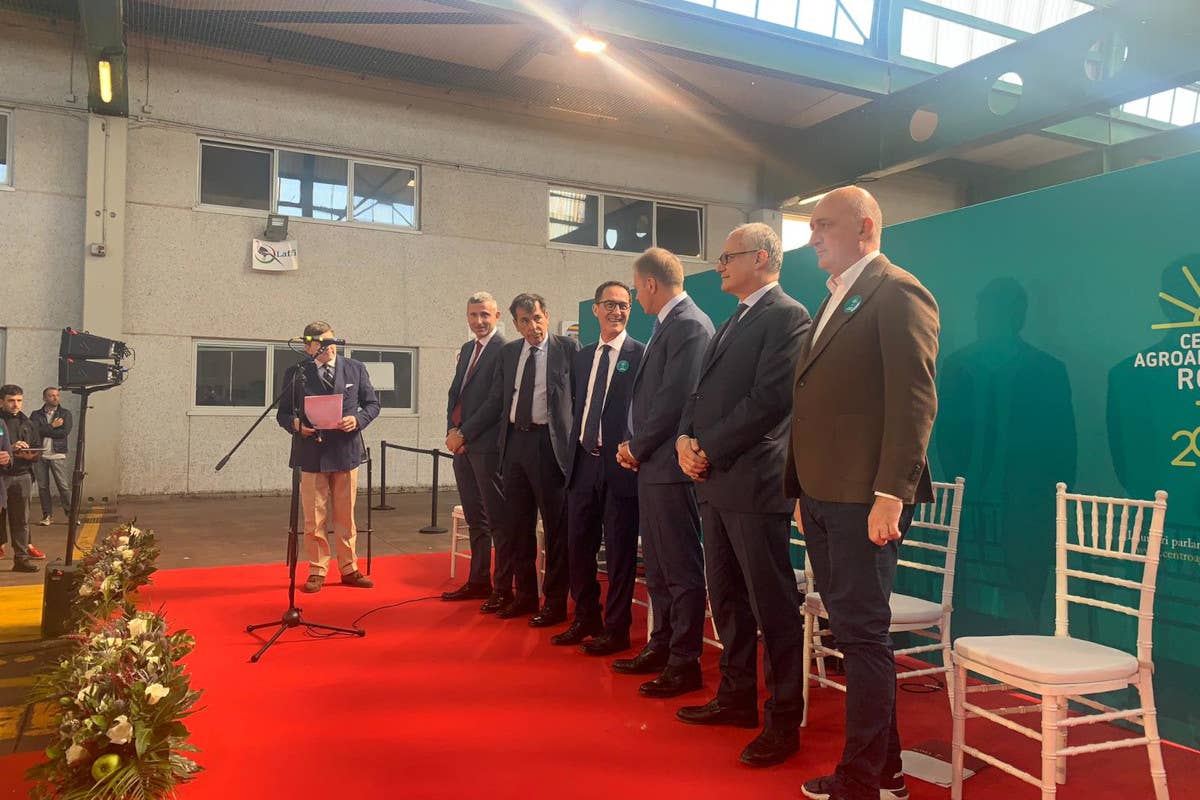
[27,611,202,800]
[74,523,161,623]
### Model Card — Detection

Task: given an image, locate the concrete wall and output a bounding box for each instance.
[0,15,968,496]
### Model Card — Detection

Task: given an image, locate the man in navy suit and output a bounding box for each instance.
[552,281,645,654]
[277,322,380,593]
[675,223,811,768]
[469,294,579,624]
[443,292,507,605]
[615,248,713,697]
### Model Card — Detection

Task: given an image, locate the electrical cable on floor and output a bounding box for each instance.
[303,594,442,639]
[900,678,944,694]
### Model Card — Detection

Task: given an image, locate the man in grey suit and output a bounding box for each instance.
[444,292,507,605]
[470,293,579,624]
[615,248,713,698]
[675,223,812,768]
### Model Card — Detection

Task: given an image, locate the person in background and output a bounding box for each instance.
[0,384,44,572]
[31,386,73,528]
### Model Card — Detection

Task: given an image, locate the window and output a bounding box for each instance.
[782,213,811,252]
[0,111,11,186]
[898,1,1092,69]
[549,187,704,258]
[193,340,417,413]
[671,0,874,46]
[198,139,420,230]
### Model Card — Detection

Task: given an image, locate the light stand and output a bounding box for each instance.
[215,352,364,663]
[63,383,119,565]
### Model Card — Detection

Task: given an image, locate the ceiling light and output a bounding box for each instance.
[98,60,113,104]
[574,35,607,55]
[796,191,828,206]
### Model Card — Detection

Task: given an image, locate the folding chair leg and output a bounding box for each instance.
[941,622,954,716]
[801,610,814,728]
[950,662,967,800]
[1138,671,1171,800]
[645,599,654,645]
[1056,699,1068,784]
[1041,695,1060,800]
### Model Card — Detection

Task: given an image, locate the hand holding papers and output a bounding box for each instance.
[304,394,344,430]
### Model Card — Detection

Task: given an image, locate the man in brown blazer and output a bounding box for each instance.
[787,187,939,800]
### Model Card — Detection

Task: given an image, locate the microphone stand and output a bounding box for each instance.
[215,347,365,663]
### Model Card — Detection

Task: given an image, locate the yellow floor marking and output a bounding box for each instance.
[0,676,33,689]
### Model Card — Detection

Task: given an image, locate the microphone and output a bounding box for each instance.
[303,337,346,351]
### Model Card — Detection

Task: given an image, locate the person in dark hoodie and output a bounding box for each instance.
[0,384,43,572]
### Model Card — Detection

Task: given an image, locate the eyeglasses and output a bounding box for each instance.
[718,249,760,266]
[598,300,631,312]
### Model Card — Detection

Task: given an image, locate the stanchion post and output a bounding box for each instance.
[372,439,394,511]
[419,448,448,534]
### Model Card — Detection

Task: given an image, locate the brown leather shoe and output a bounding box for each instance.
[340,570,374,588]
[300,574,325,593]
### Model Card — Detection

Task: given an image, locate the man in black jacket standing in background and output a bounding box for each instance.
[31,386,73,528]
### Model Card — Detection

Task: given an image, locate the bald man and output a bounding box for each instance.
[787,187,939,800]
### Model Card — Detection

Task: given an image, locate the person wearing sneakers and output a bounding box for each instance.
[31,387,73,528]
[0,384,43,572]
[277,323,380,593]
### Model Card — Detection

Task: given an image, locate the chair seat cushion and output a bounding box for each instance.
[804,591,942,627]
[954,635,1138,685]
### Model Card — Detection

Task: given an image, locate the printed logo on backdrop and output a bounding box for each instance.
[1135,264,1200,468]
[252,240,299,272]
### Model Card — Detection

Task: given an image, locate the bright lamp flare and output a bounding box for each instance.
[574,36,607,54]
[98,60,113,103]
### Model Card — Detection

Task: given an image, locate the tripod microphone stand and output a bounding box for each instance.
[215,350,365,663]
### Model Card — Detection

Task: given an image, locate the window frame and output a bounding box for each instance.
[188,338,418,417]
[0,108,12,190]
[194,137,421,233]
[547,185,707,261]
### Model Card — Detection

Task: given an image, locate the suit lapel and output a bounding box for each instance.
[702,286,778,379]
[631,298,684,390]
[796,256,890,381]
[602,336,637,413]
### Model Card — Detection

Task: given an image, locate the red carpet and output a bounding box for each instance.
[3,552,1198,799]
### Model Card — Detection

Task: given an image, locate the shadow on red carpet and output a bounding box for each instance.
[3,552,1196,799]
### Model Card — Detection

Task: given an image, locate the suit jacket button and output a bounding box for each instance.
[797,380,805,388]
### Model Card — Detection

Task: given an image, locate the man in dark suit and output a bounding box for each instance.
[276,322,381,593]
[614,248,713,697]
[675,223,811,768]
[471,293,579,624]
[790,188,938,800]
[443,292,507,605]
[552,281,644,654]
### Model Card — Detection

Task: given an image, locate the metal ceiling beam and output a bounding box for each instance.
[79,0,127,116]
[760,0,1200,205]
[453,0,929,97]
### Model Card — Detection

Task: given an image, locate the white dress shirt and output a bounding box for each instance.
[738,280,779,315]
[465,329,498,377]
[510,338,549,425]
[812,250,879,342]
[579,330,627,446]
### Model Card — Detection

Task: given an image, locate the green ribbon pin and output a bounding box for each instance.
[843,295,863,314]
[616,359,630,373]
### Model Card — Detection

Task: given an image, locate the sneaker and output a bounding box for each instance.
[880,772,909,800]
[27,545,47,559]
[12,560,39,573]
[801,773,909,800]
[38,515,52,526]
[300,574,325,593]
[340,570,374,588]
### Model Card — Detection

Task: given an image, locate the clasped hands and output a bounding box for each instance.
[445,428,467,454]
[675,436,710,482]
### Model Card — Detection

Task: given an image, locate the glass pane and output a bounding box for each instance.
[195,344,266,407]
[678,0,714,5]
[348,349,414,410]
[797,0,837,37]
[272,344,308,404]
[901,9,937,63]
[757,0,797,27]
[200,143,271,210]
[603,196,653,253]
[549,189,599,246]
[1121,96,1150,118]
[277,150,348,221]
[0,113,8,185]
[840,0,875,34]
[782,214,810,252]
[715,0,756,18]
[833,6,867,44]
[353,163,417,227]
[1146,90,1175,124]
[1171,89,1199,126]
[655,205,703,258]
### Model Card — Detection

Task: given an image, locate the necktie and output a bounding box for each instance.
[581,344,611,452]
[515,346,538,429]
[321,363,334,390]
[450,341,484,428]
[718,303,749,348]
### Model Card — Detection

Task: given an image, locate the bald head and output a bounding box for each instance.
[809,186,883,276]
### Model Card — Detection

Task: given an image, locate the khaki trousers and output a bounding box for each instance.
[300,468,358,577]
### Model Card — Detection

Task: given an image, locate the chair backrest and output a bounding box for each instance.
[1055,482,1168,663]
[899,477,966,610]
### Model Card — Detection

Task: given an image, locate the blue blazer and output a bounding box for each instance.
[277,356,381,473]
[565,335,645,497]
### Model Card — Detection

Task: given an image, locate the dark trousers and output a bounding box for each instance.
[501,426,568,608]
[566,445,639,633]
[640,480,706,665]
[452,449,504,588]
[701,503,806,731]
[34,457,71,518]
[0,473,34,562]
[800,495,913,800]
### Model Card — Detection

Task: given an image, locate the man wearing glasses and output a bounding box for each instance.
[554,282,644,654]
[675,223,812,768]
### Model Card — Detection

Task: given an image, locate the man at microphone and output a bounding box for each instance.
[277,322,380,593]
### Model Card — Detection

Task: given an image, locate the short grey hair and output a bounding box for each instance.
[467,291,497,307]
[732,222,783,273]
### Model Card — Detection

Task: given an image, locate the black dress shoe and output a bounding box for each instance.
[613,645,669,675]
[739,728,799,767]
[550,617,603,645]
[442,582,493,601]
[480,592,511,614]
[639,661,703,699]
[529,605,568,628]
[496,596,539,619]
[581,630,631,656]
[675,697,758,727]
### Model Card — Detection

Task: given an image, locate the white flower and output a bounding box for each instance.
[118,536,130,545]
[78,583,94,597]
[105,715,133,745]
[122,549,135,561]
[127,618,148,638]
[66,744,86,764]
[145,683,169,705]
[111,559,124,570]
